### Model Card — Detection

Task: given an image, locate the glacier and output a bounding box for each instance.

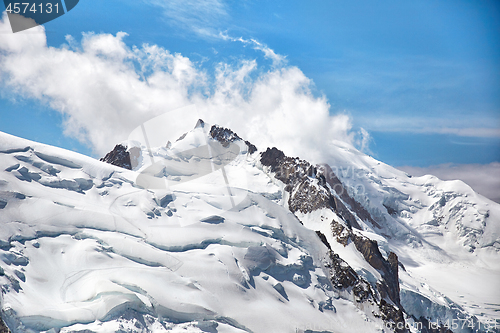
[0,120,499,333]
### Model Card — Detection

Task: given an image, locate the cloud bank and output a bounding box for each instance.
[0,14,361,164]
[399,162,500,204]
[360,116,500,138]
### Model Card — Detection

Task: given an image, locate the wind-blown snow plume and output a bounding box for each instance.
[0,13,362,164]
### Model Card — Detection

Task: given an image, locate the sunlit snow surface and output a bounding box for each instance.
[0,128,499,333]
[320,141,500,326]
[0,131,383,333]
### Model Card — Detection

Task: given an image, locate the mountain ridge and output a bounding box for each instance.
[0,123,499,333]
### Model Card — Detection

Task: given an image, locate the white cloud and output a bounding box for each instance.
[144,0,228,37]
[431,127,500,138]
[358,116,500,138]
[250,39,284,63]
[141,0,289,69]
[399,162,500,203]
[0,13,360,164]
[0,15,204,154]
[219,32,287,66]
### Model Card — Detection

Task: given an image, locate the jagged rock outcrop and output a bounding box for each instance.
[319,164,380,229]
[100,144,131,169]
[378,299,406,333]
[259,148,335,213]
[317,230,406,332]
[340,228,399,303]
[209,125,257,154]
[0,317,9,333]
[315,230,332,250]
[331,220,351,246]
[100,122,258,171]
[100,144,140,170]
[264,148,407,331]
[330,217,403,309]
[317,231,374,301]
[327,251,373,299]
[352,234,401,307]
[260,147,365,230]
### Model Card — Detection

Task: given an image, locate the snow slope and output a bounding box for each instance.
[318,141,500,328]
[0,122,499,333]
[0,130,386,333]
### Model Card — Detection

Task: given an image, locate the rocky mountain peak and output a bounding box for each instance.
[100,122,259,171]
[100,143,141,170]
[209,124,257,154]
[195,118,205,128]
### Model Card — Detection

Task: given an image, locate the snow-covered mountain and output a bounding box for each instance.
[0,120,499,333]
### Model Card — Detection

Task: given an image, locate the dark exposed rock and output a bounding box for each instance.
[100,144,132,170]
[260,148,312,186]
[324,250,376,307]
[260,148,406,329]
[326,251,368,294]
[260,149,368,230]
[319,164,380,229]
[328,215,401,309]
[315,231,332,251]
[0,317,9,333]
[388,252,400,287]
[353,280,375,304]
[328,219,404,329]
[209,125,240,147]
[260,147,285,172]
[260,148,337,216]
[209,125,257,154]
[289,179,335,214]
[384,203,398,216]
[379,299,406,333]
[176,132,188,142]
[330,220,350,246]
[331,196,362,230]
[351,234,400,308]
[352,235,385,270]
[245,141,257,154]
[326,254,373,306]
[195,118,205,128]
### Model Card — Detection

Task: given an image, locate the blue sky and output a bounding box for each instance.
[0,0,499,170]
